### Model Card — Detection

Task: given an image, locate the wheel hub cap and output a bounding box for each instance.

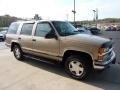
[69,60,84,76]
[15,48,20,58]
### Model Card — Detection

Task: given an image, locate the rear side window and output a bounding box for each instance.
[20,23,34,35]
[7,23,20,34]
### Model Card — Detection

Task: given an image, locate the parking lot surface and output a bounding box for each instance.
[0,31,120,90]
[0,42,8,50]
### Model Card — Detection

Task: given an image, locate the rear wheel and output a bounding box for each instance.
[13,45,24,60]
[65,55,91,80]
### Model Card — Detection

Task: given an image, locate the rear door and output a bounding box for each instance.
[18,23,34,53]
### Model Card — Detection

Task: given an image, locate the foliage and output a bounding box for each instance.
[0,15,22,27]
[33,14,42,20]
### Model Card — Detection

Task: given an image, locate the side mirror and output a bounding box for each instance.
[45,32,58,39]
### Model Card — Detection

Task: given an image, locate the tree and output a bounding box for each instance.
[0,15,22,27]
[33,14,42,20]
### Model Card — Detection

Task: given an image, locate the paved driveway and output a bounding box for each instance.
[0,49,120,90]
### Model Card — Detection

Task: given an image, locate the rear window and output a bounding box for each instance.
[7,22,20,34]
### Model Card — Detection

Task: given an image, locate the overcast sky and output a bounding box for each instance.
[0,0,120,21]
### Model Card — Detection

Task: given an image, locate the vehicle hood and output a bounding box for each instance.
[65,34,110,47]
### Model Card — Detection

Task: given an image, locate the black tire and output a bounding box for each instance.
[65,55,91,80]
[13,45,24,60]
[95,69,105,73]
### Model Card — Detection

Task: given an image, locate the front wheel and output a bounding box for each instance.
[65,55,91,80]
[13,45,24,60]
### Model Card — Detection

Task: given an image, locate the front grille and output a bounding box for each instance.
[104,48,113,61]
[109,44,112,49]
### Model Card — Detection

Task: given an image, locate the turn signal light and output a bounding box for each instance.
[97,55,104,61]
[98,48,105,54]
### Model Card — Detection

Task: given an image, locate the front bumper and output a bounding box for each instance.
[94,51,116,70]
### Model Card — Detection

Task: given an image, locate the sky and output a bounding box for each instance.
[0,0,120,21]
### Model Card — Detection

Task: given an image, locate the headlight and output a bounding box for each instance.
[104,47,109,52]
[98,47,109,54]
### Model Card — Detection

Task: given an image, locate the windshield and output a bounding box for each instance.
[52,21,79,36]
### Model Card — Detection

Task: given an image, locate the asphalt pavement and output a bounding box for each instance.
[0,49,120,90]
[99,31,120,63]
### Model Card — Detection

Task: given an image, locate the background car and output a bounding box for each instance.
[0,30,7,41]
[116,26,120,31]
[88,27,101,34]
[106,26,117,31]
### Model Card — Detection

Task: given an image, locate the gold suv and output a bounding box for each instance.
[5,20,116,80]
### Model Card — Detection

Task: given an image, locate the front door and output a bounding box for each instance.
[32,22,60,60]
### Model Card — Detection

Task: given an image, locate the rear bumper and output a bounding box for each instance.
[94,51,116,70]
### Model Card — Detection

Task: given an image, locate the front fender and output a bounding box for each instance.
[61,47,95,60]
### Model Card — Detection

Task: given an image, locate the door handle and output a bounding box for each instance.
[18,37,21,40]
[32,39,36,41]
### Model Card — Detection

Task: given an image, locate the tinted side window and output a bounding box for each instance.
[35,23,52,37]
[20,23,33,35]
[7,23,20,34]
